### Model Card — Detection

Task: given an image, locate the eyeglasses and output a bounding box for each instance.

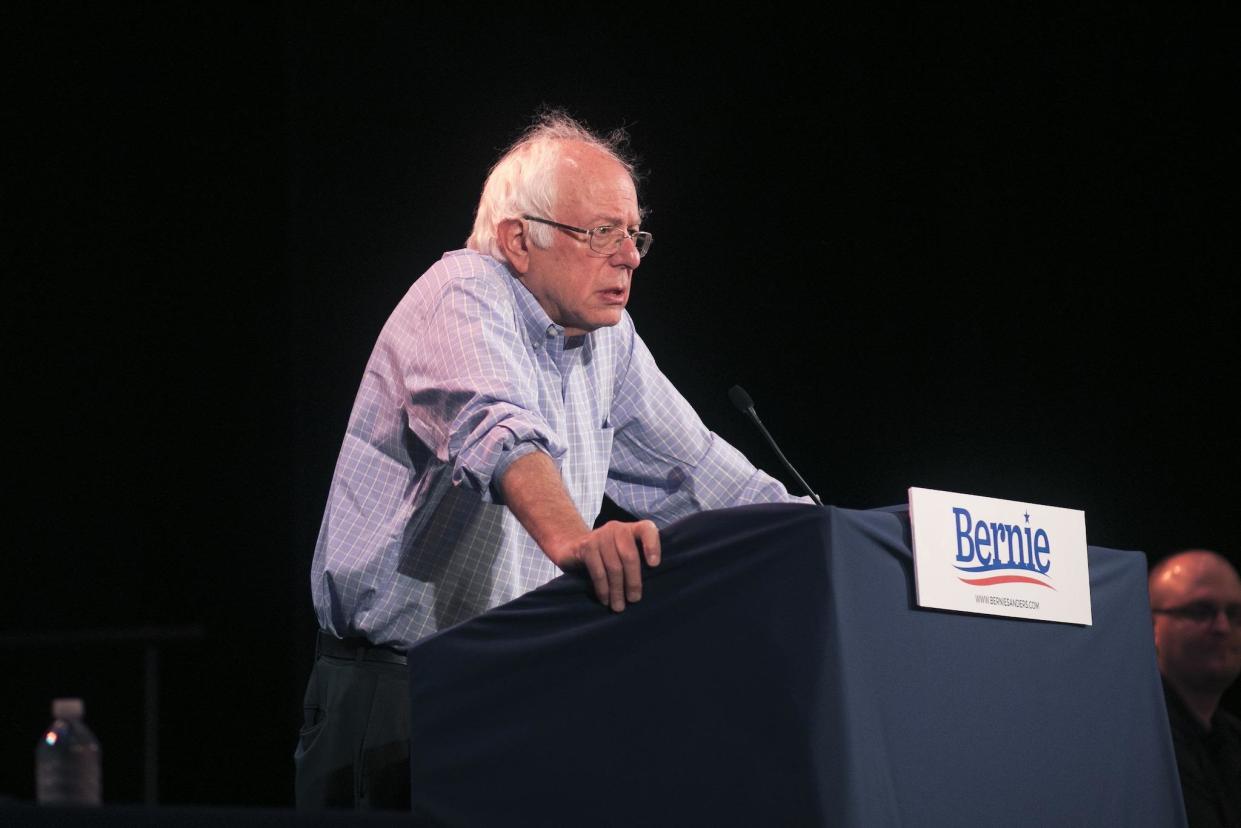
[1152,602,1241,626]
[522,215,653,258]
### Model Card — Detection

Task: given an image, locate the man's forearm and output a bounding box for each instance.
[497,449,660,612]
[498,450,591,567]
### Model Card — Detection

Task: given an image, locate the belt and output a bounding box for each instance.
[316,630,407,666]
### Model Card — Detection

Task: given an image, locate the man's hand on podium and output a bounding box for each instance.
[558,520,661,612]
[499,451,662,612]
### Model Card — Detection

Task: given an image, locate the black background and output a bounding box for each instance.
[6,2,1239,807]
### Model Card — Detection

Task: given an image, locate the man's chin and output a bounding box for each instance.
[1185,662,1241,693]
[577,310,625,332]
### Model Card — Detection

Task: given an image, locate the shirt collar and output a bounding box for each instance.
[1161,676,1227,739]
[503,263,572,350]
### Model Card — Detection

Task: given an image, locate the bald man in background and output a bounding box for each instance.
[1149,550,1241,827]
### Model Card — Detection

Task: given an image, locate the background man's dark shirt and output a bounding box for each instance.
[1164,681,1241,828]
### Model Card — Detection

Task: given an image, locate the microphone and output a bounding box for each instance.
[729,385,824,507]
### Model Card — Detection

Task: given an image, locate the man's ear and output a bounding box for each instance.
[498,218,530,274]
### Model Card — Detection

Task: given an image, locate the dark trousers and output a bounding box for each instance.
[294,633,411,810]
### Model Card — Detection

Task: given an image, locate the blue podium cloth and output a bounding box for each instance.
[406,503,1186,827]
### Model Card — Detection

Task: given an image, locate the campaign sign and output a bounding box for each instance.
[909,487,1092,625]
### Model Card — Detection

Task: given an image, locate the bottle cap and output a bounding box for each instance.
[51,698,84,719]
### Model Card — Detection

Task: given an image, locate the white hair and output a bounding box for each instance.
[466,111,638,263]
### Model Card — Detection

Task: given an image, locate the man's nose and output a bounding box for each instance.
[612,236,641,268]
[1209,609,1237,633]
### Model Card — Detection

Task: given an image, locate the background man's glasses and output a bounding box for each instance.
[1153,602,1241,626]
[523,215,653,258]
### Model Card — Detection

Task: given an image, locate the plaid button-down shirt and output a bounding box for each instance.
[311,250,800,649]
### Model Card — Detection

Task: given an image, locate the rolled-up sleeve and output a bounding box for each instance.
[401,273,563,503]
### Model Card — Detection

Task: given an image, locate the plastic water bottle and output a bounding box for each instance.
[35,698,102,806]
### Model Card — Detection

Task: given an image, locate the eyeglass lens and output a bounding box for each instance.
[1167,602,1241,624]
[590,227,651,257]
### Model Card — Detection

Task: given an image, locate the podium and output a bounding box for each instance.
[406,504,1185,826]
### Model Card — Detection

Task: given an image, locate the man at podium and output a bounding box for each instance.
[295,111,805,810]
